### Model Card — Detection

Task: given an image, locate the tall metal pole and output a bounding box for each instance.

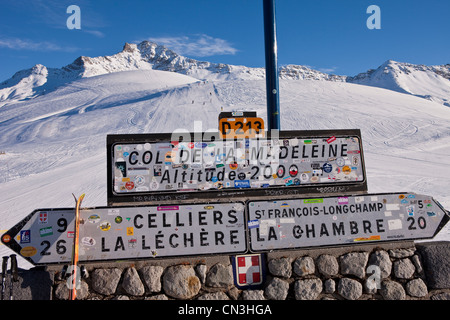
[263,0,281,130]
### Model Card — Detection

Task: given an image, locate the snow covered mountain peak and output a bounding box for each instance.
[55,40,263,80]
[347,59,450,106]
[0,64,50,104]
[0,40,449,107]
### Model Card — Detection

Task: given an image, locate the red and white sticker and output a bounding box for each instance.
[327,136,336,144]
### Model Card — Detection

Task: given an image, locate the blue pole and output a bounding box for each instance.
[263,0,281,130]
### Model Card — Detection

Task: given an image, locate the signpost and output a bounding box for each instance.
[2,113,448,266]
[247,192,449,252]
[2,193,448,266]
[1,202,247,265]
[106,129,368,205]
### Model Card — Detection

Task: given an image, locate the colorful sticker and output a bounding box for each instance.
[20,246,37,257]
[100,221,111,231]
[20,230,31,244]
[39,227,53,237]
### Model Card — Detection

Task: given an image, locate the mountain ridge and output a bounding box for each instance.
[1,40,449,107]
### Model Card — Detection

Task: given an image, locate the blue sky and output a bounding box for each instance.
[1,0,449,82]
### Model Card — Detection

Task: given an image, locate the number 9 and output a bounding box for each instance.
[57,218,68,232]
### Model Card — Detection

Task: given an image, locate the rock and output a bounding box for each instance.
[112,295,130,300]
[228,287,240,300]
[197,292,230,300]
[75,281,90,300]
[416,242,450,289]
[389,248,415,258]
[293,256,315,277]
[316,255,339,277]
[122,267,145,296]
[367,250,392,279]
[393,258,415,279]
[206,263,233,288]
[268,257,292,278]
[54,280,89,300]
[54,282,68,300]
[140,265,164,293]
[264,277,289,300]
[411,254,424,276]
[146,294,169,300]
[163,265,201,299]
[195,264,207,284]
[242,290,266,300]
[380,280,406,300]
[364,278,378,294]
[324,279,335,294]
[294,278,322,300]
[339,252,368,279]
[91,268,122,295]
[405,278,428,298]
[338,278,362,300]
[431,292,450,300]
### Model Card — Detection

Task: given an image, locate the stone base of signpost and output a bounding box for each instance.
[7,241,450,300]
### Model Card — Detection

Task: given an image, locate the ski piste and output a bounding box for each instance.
[69,193,85,300]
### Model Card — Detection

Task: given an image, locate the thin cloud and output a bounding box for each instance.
[0,37,79,52]
[146,34,238,57]
[83,29,105,38]
[318,67,338,74]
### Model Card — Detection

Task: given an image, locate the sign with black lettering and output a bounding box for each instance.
[218,111,265,139]
[1,202,247,265]
[247,193,449,252]
[107,129,367,205]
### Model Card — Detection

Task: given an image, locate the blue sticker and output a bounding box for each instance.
[283,176,293,186]
[234,180,251,188]
[20,230,31,244]
[248,220,259,229]
[407,205,414,216]
[323,163,333,173]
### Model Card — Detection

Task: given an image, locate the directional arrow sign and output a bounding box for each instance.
[248,192,449,252]
[1,202,247,266]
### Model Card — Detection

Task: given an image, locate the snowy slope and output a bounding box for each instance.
[348,60,450,106]
[1,67,450,269]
